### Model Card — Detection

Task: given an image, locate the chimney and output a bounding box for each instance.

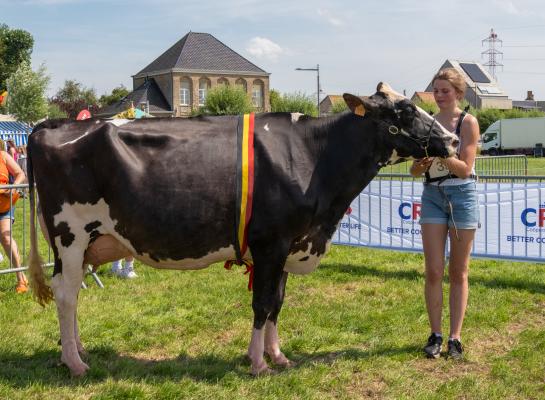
[526,90,534,101]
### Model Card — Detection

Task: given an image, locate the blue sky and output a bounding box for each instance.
[2,0,545,102]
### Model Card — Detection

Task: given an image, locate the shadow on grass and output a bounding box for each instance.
[320,262,545,294]
[0,343,420,388]
[319,262,422,281]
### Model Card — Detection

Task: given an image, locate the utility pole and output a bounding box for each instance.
[295,64,321,116]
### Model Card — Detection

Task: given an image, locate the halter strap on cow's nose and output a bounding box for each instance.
[388,126,399,135]
[387,117,435,158]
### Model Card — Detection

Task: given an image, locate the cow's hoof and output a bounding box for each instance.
[250,360,274,376]
[267,351,295,368]
[60,357,89,377]
[70,362,90,378]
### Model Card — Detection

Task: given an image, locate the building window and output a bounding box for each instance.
[179,78,191,106]
[252,80,264,108]
[199,78,210,106]
[235,78,247,93]
[218,77,229,86]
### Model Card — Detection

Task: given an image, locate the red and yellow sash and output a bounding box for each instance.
[224,113,255,290]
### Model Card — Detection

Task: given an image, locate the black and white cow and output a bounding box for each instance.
[28,83,457,377]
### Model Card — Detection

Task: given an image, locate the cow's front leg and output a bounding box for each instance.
[247,243,289,376]
[264,271,292,367]
[74,314,87,357]
[57,311,86,356]
[51,250,89,377]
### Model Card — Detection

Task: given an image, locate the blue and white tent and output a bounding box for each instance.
[0,121,30,146]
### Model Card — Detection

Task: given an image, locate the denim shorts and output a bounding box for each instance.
[419,182,480,229]
[0,206,15,221]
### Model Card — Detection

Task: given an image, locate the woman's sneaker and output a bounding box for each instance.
[447,339,464,360]
[122,264,138,279]
[424,333,443,358]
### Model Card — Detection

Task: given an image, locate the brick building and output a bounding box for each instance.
[98,32,270,117]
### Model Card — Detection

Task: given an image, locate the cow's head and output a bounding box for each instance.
[343,83,457,163]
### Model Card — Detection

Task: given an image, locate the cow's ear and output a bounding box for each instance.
[343,93,380,116]
[343,93,375,117]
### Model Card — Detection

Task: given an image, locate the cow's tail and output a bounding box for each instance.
[27,140,54,306]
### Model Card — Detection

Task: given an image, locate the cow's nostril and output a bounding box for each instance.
[452,139,460,147]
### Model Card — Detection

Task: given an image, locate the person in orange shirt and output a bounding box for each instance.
[0,149,27,292]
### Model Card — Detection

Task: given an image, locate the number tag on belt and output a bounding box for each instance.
[427,158,450,180]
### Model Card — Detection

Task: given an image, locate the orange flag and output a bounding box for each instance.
[0,91,7,106]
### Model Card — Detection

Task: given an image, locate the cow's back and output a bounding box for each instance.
[30,117,241,264]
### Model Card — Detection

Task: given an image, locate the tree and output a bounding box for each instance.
[50,80,99,118]
[201,84,254,115]
[99,85,130,107]
[414,100,438,116]
[475,107,544,133]
[47,102,68,119]
[330,100,348,114]
[0,24,34,92]
[6,61,49,123]
[270,90,317,116]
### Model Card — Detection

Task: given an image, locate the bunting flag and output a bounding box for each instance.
[224,113,255,290]
[0,91,7,106]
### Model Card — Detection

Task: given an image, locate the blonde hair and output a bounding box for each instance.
[432,68,466,100]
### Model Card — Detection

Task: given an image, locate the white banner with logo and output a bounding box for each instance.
[334,180,545,262]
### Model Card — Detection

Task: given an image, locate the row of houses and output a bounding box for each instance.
[3,31,543,126]
[321,59,545,115]
[103,30,540,118]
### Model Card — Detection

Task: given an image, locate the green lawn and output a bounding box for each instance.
[381,155,545,176]
[527,156,545,175]
[0,245,543,399]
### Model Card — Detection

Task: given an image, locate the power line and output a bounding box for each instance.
[497,24,545,30]
[503,58,545,61]
[500,70,545,75]
[503,45,545,47]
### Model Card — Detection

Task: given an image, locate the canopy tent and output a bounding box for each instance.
[0,121,30,146]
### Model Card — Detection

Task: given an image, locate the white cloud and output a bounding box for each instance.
[317,8,344,27]
[246,37,284,62]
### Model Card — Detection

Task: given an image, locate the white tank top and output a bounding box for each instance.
[426,112,476,186]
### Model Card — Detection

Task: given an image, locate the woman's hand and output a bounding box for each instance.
[410,157,433,177]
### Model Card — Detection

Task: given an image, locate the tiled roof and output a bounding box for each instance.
[96,78,171,117]
[512,100,542,110]
[136,32,267,76]
[323,95,344,104]
[412,92,436,103]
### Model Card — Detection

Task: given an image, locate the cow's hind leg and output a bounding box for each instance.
[247,243,289,375]
[51,249,88,377]
[264,271,292,367]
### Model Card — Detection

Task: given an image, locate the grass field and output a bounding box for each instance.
[381,155,545,176]
[0,244,544,399]
[528,157,545,175]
